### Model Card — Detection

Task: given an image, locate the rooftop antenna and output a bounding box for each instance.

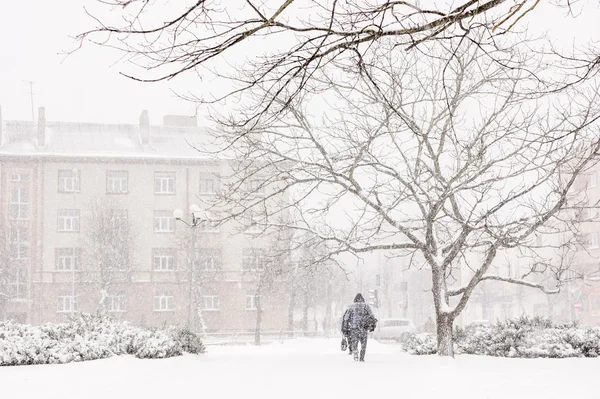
[23,80,36,131]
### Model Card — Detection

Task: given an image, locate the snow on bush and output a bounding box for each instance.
[0,314,205,366]
[402,317,600,358]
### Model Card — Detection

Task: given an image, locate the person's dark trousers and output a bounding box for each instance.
[349,331,368,361]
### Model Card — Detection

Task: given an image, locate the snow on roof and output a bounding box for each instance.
[0,120,228,161]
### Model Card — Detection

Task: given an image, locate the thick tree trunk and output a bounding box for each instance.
[288,287,296,337]
[302,289,309,333]
[436,313,454,357]
[255,302,263,346]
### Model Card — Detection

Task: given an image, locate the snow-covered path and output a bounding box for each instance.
[1,338,598,399]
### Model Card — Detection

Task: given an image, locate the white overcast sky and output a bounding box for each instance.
[0,1,598,125]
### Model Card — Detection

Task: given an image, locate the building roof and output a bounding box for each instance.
[0,117,225,162]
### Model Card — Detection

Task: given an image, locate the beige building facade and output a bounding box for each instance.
[0,107,289,332]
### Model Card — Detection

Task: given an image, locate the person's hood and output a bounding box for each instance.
[354,293,365,303]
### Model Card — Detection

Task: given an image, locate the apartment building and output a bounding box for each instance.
[0,106,289,332]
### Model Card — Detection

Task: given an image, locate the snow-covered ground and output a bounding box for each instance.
[2,338,597,399]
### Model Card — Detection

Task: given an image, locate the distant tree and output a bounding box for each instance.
[84,199,135,314]
[242,229,290,346]
[172,216,220,335]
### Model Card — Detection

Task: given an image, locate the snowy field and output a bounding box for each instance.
[2,338,598,399]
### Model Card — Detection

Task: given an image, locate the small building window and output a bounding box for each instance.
[107,171,128,194]
[154,291,174,312]
[155,172,176,195]
[58,170,80,193]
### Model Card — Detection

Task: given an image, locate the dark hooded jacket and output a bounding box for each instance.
[341,294,377,335]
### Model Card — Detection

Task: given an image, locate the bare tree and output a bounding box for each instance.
[203,37,600,356]
[84,199,135,314]
[75,0,600,127]
[242,229,290,345]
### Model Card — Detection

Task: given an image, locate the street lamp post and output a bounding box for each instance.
[173,205,204,331]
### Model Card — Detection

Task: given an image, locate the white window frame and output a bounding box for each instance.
[245,294,261,310]
[198,212,220,233]
[199,175,220,195]
[245,211,263,234]
[107,294,126,313]
[56,247,81,271]
[196,249,221,271]
[8,267,27,300]
[9,225,29,260]
[202,296,220,311]
[154,292,174,312]
[242,249,266,271]
[110,209,129,233]
[107,171,128,194]
[9,187,29,220]
[590,173,598,188]
[244,180,265,196]
[153,250,176,271]
[588,203,598,220]
[588,232,599,249]
[57,209,80,232]
[9,173,29,182]
[154,211,175,233]
[58,170,80,193]
[57,295,77,313]
[154,172,176,195]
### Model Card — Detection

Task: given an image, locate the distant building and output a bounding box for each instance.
[0,106,289,332]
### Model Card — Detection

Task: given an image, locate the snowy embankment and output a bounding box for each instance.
[1,338,598,399]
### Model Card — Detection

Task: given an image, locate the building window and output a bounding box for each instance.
[245,293,261,310]
[56,248,81,271]
[202,296,220,311]
[58,170,80,193]
[154,211,175,233]
[110,209,129,234]
[245,211,263,234]
[9,225,29,260]
[9,173,29,182]
[107,171,128,194]
[589,295,600,313]
[198,212,220,233]
[244,180,265,196]
[153,249,176,271]
[199,174,220,195]
[588,232,599,249]
[196,248,221,271]
[58,209,80,232]
[155,172,175,195]
[590,173,598,188]
[242,248,266,271]
[154,291,174,312]
[8,267,27,300]
[107,294,126,313]
[9,188,29,220]
[57,294,77,313]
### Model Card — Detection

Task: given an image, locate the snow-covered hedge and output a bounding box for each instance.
[0,314,205,366]
[404,317,600,358]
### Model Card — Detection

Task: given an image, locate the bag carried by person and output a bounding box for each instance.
[341,336,348,351]
[364,316,378,332]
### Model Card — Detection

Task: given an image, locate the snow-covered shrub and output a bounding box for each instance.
[403,333,437,355]
[402,316,600,358]
[0,314,205,366]
[168,327,206,354]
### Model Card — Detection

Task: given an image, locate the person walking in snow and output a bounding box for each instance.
[341,293,377,362]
